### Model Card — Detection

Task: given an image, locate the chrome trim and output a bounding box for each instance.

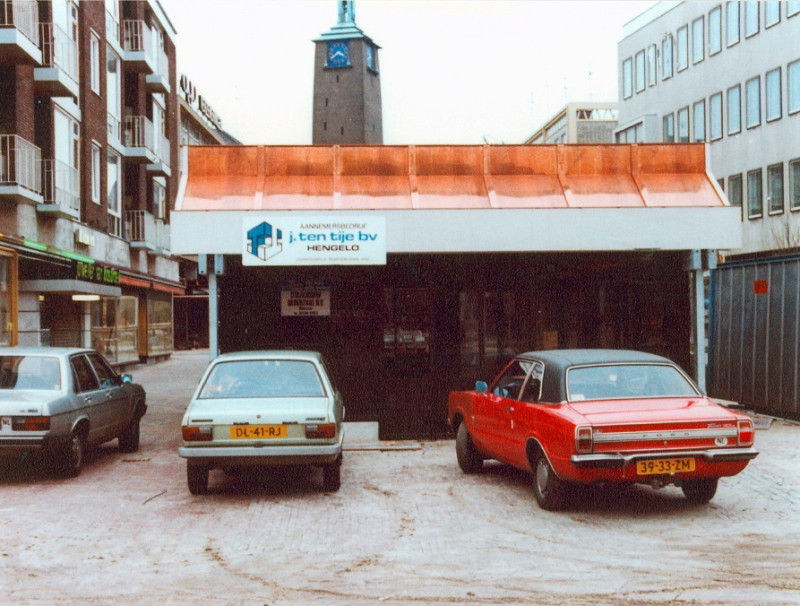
[592,427,739,443]
[570,447,759,468]
[178,442,342,459]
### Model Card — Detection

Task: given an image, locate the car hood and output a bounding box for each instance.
[0,390,59,415]
[564,397,740,426]
[184,396,333,424]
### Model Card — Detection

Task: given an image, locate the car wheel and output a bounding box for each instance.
[57,430,86,478]
[532,453,567,511]
[187,463,209,495]
[455,422,483,474]
[118,415,141,453]
[681,478,718,504]
[323,455,342,492]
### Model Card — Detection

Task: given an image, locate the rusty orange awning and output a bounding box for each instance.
[179,143,726,211]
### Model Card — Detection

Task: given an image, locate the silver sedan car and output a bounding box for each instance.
[0,347,147,477]
[179,350,345,494]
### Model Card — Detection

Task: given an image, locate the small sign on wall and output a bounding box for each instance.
[281,282,331,316]
[753,280,769,294]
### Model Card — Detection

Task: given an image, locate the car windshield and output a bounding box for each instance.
[566,363,699,401]
[0,355,62,391]
[198,359,326,399]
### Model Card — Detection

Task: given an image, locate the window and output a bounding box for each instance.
[635,50,645,93]
[766,68,782,121]
[710,92,723,140]
[768,164,784,214]
[746,76,761,128]
[677,25,688,71]
[744,1,759,37]
[622,58,632,98]
[790,159,800,210]
[106,47,121,142]
[693,100,706,142]
[726,1,740,46]
[748,169,763,218]
[765,1,781,27]
[728,84,741,134]
[91,143,101,204]
[153,179,166,220]
[692,17,704,64]
[663,113,675,142]
[107,150,121,236]
[728,174,743,207]
[90,31,100,94]
[678,107,690,142]
[662,34,673,79]
[709,6,722,55]
[789,60,800,114]
[54,108,80,212]
[647,44,657,87]
[790,2,800,18]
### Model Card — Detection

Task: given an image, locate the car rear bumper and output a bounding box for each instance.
[570,447,759,469]
[0,434,66,455]
[178,442,342,468]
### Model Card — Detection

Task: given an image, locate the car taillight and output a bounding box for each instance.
[182,426,213,441]
[12,416,50,431]
[305,423,336,439]
[737,418,755,446]
[575,426,593,453]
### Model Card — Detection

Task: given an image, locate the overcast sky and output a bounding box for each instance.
[159,0,656,145]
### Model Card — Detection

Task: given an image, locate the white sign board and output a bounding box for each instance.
[242,216,386,266]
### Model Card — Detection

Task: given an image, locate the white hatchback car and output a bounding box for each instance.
[178,350,344,494]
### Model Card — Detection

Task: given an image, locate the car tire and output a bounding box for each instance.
[681,478,718,503]
[118,414,141,453]
[323,455,342,492]
[57,430,85,478]
[456,422,483,474]
[187,463,209,495]
[532,453,567,511]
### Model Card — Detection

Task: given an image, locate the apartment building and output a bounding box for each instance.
[616,1,800,254]
[0,0,181,365]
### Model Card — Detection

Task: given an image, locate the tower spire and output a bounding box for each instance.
[338,1,356,25]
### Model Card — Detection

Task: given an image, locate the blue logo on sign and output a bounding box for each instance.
[246,222,283,261]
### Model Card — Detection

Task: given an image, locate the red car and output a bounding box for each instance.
[447,349,758,510]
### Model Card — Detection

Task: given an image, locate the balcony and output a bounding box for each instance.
[0,134,43,204]
[126,209,170,254]
[148,132,171,177]
[0,0,42,64]
[34,23,79,97]
[123,115,156,164]
[39,158,80,219]
[121,20,153,73]
[145,45,170,94]
[105,9,121,55]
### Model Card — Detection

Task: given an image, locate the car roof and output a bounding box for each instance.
[517,349,675,370]
[0,347,94,357]
[212,350,324,363]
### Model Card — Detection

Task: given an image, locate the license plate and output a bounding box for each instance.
[636,457,695,475]
[229,425,286,439]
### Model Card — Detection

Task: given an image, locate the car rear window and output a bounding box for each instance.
[566,363,699,401]
[198,359,327,399]
[0,355,62,391]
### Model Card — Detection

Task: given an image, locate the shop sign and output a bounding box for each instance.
[242,216,386,266]
[75,261,120,286]
[281,281,331,317]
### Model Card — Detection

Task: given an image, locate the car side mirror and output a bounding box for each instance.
[121,374,132,384]
[476,380,488,393]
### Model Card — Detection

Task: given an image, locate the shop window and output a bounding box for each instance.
[0,250,17,346]
[726,1,740,46]
[383,288,431,376]
[91,296,138,365]
[768,163,784,215]
[748,168,763,219]
[147,295,173,356]
[728,84,741,134]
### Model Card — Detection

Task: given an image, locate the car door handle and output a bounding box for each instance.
[506,406,515,413]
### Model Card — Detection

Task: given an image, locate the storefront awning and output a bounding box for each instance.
[172,143,742,255]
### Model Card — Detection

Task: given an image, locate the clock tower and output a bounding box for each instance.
[312,1,383,144]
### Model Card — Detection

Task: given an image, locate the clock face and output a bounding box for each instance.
[327,41,350,68]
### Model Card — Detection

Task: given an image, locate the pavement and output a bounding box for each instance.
[1,349,799,605]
